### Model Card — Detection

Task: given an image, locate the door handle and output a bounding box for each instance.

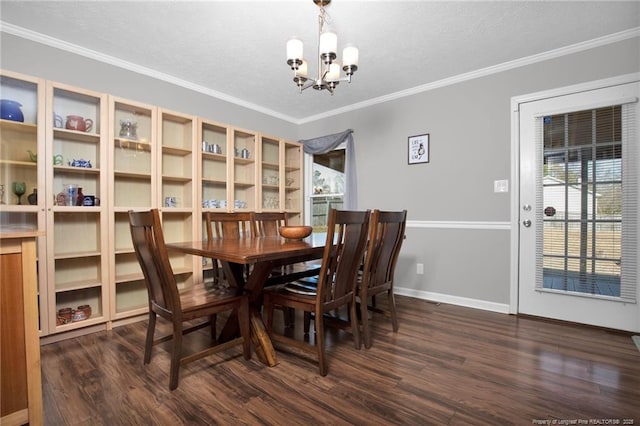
[523,219,532,227]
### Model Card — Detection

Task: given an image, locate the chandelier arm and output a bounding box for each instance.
[301,80,315,91]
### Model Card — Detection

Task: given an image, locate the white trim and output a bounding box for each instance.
[511,73,640,109]
[407,220,510,231]
[395,287,511,315]
[1,20,638,125]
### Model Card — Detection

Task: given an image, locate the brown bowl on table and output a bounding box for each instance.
[279,225,313,240]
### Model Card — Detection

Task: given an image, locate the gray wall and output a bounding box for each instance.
[298,36,640,308]
[2,31,638,310]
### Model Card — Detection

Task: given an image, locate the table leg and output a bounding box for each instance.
[218,260,278,366]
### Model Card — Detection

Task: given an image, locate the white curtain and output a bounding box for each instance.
[299,129,357,209]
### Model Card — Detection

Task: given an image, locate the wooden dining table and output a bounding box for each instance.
[166,234,325,366]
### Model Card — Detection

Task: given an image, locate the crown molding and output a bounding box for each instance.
[298,27,640,124]
[0,21,299,123]
[2,21,638,125]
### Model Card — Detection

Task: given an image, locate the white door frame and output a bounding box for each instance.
[509,72,640,317]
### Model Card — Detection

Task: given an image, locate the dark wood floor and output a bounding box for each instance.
[40,296,640,425]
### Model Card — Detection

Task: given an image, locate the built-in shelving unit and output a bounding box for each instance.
[45,80,109,334]
[1,69,305,340]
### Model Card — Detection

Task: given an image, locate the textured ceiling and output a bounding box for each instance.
[1,1,638,123]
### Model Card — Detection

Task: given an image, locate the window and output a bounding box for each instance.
[310,148,345,231]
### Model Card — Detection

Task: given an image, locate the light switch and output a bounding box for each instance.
[494,179,509,193]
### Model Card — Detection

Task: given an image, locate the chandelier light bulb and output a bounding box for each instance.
[342,45,359,67]
[287,38,303,60]
[298,60,309,77]
[326,62,341,81]
[319,30,337,57]
[286,38,303,70]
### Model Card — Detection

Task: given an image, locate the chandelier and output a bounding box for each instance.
[286,0,359,94]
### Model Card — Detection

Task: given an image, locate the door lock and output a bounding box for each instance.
[523,219,532,227]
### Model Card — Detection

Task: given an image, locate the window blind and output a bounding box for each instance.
[534,99,637,303]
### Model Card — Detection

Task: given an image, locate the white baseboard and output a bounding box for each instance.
[395,287,511,314]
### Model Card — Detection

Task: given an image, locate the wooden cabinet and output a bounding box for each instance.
[108,97,157,320]
[159,109,197,290]
[284,140,304,223]
[44,81,109,334]
[2,69,305,336]
[199,119,229,213]
[1,70,48,335]
[257,135,304,224]
[260,136,281,211]
[231,128,257,211]
[0,231,44,426]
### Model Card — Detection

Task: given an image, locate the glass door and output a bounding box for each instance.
[518,80,639,332]
[109,96,156,320]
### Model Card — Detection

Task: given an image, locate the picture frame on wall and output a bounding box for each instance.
[408,133,429,164]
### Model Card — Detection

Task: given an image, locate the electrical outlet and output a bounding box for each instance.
[416,263,424,275]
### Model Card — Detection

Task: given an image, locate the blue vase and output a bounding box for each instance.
[0,99,24,122]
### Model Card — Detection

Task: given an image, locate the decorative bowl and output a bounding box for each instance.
[279,225,313,240]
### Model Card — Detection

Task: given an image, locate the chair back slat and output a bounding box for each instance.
[317,209,370,308]
[128,209,182,316]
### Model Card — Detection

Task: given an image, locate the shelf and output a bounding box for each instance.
[202,178,226,186]
[202,152,226,162]
[114,170,152,179]
[54,279,102,293]
[233,157,254,165]
[53,128,101,143]
[163,146,191,156]
[234,181,255,188]
[261,161,279,170]
[115,272,144,283]
[54,250,101,260]
[160,208,193,214]
[0,160,38,168]
[53,316,105,332]
[0,205,39,213]
[113,306,147,319]
[285,165,301,172]
[54,165,101,174]
[115,248,135,255]
[162,175,192,183]
[0,119,37,133]
[114,138,151,151]
[52,206,103,212]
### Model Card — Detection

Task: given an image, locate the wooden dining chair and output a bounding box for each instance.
[253,211,322,282]
[263,209,370,375]
[128,209,251,390]
[358,209,407,349]
[253,211,321,326]
[252,211,288,237]
[205,211,256,283]
[205,211,256,240]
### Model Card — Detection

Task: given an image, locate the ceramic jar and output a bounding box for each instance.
[0,99,24,122]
